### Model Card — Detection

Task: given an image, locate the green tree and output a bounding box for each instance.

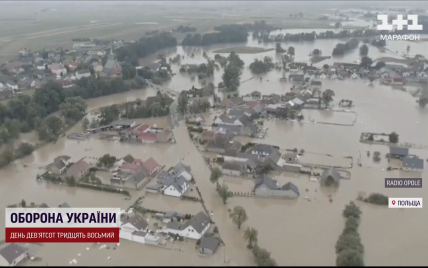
[335,233,364,254]
[178,94,189,115]
[336,249,364,266]
[17,142,34,157]
[229,206,248,229]
[359,44,368,56]
[45,116,63,136]
[287,46,295,56]
[312,49,321,56]
[222,64,241,92]
[98,154,117,170]
[360,56,372,68]
[322,89,335,108]
[252,245,276,266]
[388,132,399,143]
[342,216,359,235]
[342,201,362,219]
[218,184,233,204]
[20,199,26,207]
[210,167,223,186]
[244,227,258,248]
[82,118,90,130]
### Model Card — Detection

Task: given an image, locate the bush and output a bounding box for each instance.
[335,233,364,254]
[77,183,130,196]
[363,193,388,206]
[342,201,362,219]
[213,226,219,233]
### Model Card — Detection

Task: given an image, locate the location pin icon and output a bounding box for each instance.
[392,200,396,205]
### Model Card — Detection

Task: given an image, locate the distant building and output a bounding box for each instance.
[254,174,299,199]
[402,155,424,172]
[0,243,29,266]
[389,147,409,159]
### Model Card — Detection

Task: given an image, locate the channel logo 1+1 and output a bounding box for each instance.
[388,198,423,208]
[377,14,423,41]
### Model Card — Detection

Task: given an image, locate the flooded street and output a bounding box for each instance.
[2,32,428,266]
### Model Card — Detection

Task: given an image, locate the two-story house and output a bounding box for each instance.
[163,211,210,240]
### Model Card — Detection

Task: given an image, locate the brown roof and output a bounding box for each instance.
[121,162,142,172]
[143,157,160,173]
[66,160,89,178]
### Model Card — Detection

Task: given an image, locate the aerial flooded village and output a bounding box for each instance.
[0,1,427,267]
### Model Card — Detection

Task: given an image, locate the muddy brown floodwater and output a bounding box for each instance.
[1,32,428,266]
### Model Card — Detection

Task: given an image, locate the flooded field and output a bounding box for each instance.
[2,31,428,266]
[302,110,357,125]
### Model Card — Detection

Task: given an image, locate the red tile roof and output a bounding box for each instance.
[143,157,160,173]
[121,162,142,172]
[137,132,157,141]
[126,124,150,135]
[246,101,260,109]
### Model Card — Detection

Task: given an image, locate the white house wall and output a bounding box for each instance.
[165,223,210,240]
[222,169,241,176]
[163,185,180,197]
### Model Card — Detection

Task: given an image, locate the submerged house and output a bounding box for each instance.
[320,167,341,186]
[163,211,210,240]
[253,174,299,199]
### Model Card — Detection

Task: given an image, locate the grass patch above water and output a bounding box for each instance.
[213,46,274,54]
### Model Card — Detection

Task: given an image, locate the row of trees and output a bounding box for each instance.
[209,166,276,265]
[115,32,177,63]
[207,154,276,265]
[0,78,128,146]
[182,24,248,46]
[336,201,364,266]
[95,92,173,127]
[0,142,34,168]
[257,28,385,43]
[332,38,359,56]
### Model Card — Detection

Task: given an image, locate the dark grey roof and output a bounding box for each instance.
[252,144,275,155]
[173,162,191,174]
[206,140,229,150]
[281,182,300,195]
[310,80,322,85]
[245,159,258,169]
[168,176,188,192]
[402,155,424,170]
[121,214,148,230]
[199,236,220,252]
[122,154,135,163]
[147,183,162,190]
[38,203,49,208]
[216,124,243,134]
[104,59,116,69]
[0,243,28,264]
[167,211,210,234]
[54,155,71,162]
[244,123,257,134]
[321,168,341,182]
[163,211,178,218]
[222,162,244,172]
[188,211,210,233]
[59,202,70,208]
[228,109,244,117]
[251,91,261,95]
[265,150,281,164]
[254,174,279,190]
[133,171,147,186]
[52,160,66,170]
[237,114,251,126]
[389,147,409,156]
[218,114,236,124]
